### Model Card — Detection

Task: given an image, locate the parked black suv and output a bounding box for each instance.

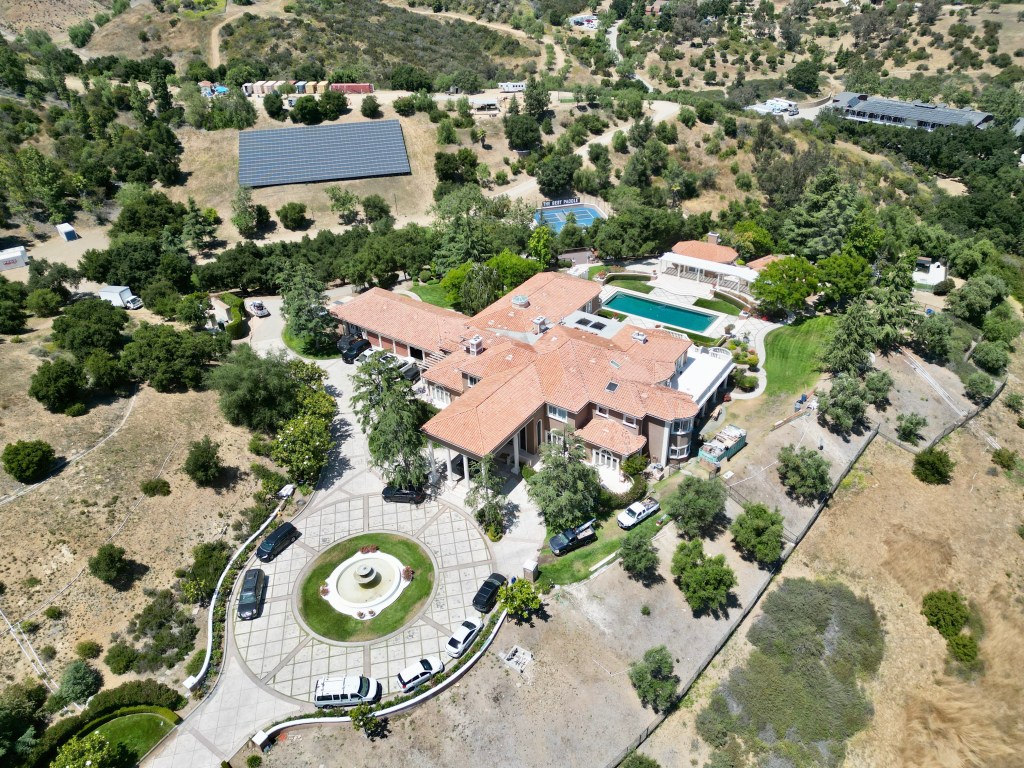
[382,486,426,504]
[472,573,507,613]
[237,568,266,620]
[256,522,300,562]
[340,338,370,363]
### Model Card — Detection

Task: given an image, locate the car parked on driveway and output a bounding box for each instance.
[247,300,270,317]
[472,573,506,613]
[256,522,300,562]
[340,337,370,363]
[312,676,382,708]
[382,486,426,504]
[236,568,266,620]
[396,657,444,692]
[445,618,483,658]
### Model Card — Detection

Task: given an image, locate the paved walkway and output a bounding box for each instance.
[146,320,495,768]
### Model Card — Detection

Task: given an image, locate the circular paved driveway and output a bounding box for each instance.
[231,493,494,701]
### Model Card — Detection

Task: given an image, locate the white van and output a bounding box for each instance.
[312,676,381,708]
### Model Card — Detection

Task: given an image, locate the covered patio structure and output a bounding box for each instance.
[659,252,759,296]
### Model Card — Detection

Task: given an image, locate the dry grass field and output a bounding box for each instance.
[0,321,265,689]
[643,351,1024,767]
[0,0,106,38]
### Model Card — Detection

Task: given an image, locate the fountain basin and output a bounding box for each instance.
[320,551,409,619]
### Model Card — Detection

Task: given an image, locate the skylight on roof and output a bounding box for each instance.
[576,318,592,327]
[606,382,619,393]
[610,360,621,369]
[591,322,606,331]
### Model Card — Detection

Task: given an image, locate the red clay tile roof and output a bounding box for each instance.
[471,272,601,335]
[330,289,481,356]
[671,240,740,264]
[576,418,647,456]
[745,255,782,271]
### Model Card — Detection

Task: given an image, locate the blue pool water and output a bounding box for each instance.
[604,292,717,334]
[534,204,604,233]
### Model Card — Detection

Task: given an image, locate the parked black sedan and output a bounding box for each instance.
[340,337,371,363]
[382,486,426,504]
[237,568,266,620]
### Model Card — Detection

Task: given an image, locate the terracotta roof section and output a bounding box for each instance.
[576,419,647,456]
[671,240,739,265]
[745,255,782,271]
[423,364,543,457]
[471,272,601,335]
[423,339,537,394]
[330,289,480,356]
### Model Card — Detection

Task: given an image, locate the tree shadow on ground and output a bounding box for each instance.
[501,500,521,533]
[316,417,354,489]
[703,511,732,542]
[627,567,665,588]
[109,559,150,593]
[691,590,742,621]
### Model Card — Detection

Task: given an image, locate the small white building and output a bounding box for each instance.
[55,223,78,241]
[912,260,947,286]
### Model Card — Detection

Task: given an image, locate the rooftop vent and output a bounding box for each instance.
[632,331,648,344]
[532,315,547,334]
[512,295,530,308]
[467,335,484,356]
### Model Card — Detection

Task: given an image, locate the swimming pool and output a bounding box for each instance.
[604,292,717,334]
[534,203,605,233]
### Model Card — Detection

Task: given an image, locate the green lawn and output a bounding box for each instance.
[92,712,176,760]
[409,282,454,308]
[587,265,606,280]
[694,298,741,316]
[763,315,835,397]
[299,534,434,641]
[536,514,665,589]
[606,278,654,294]
[282,324,342,360]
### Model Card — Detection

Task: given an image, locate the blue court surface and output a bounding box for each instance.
[534,203,605,233]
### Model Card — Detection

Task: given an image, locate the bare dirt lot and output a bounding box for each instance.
[641,372,1024,767]
[0,327,264,691]
[0,0,105,38]
[250,603,653,768]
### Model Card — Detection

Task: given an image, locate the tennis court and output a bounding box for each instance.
[534,203,605,233]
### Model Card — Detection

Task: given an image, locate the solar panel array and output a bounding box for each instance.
[238,121,411,188]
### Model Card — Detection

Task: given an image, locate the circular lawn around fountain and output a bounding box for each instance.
[298,533,434,642]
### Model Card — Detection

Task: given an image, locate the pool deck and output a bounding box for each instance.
[600,283,734,339]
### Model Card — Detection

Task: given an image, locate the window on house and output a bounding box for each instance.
[672,418,691,434]
[547,404,568,421]
[669,445,688,459]
[622,414,637,428]
[546,430,567,444]
[466,375,480,388]
[595,405,609,418]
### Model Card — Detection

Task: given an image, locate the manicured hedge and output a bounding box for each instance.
[220,292,248,340]
[24,680,185,768]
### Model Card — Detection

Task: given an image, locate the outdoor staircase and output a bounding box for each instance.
[421,351,446,370]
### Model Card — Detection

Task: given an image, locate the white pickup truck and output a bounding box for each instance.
[617,496,660,529]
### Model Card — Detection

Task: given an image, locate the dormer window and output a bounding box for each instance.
[467,375,480,387]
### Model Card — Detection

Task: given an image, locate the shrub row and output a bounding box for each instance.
[25,680,185,767]
[600,474,648,513]
[220,292,248,340]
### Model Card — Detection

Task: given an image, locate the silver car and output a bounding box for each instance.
[396,656,444,692]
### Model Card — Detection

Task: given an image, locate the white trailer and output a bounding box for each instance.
[0,246,29,271]
[99,285,143,310]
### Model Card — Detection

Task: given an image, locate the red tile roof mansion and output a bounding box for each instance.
[331,272,734,473]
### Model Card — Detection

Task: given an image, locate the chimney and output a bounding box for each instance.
[707,232,720,245]
[467,335,484,356]
[532,316,547,335]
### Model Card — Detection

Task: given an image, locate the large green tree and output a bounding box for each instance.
[207,346,302,432]
[51,298,128,357]
[0,275,28,333]
[28,358,85,412]
[271,413,334,484]
[466,453,507,538]
[776,444,832,503]
[820,299,875,375]
[817,374,869,435]
[527,431,602,532]
[781,167,858,260]
[280,262,334,352]
[730,503,785,564]
[670,539,737,613]
[121,324,223,392]
[0,680,48,760]
[458,264,504,315]
[662,476,726,539]
[51,731,130,768]
[619,528,660,583]
[816,252,872,306]
[750,257,819,316]
[628,646,678,713]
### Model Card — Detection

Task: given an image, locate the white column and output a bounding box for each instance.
[661,421,671,465]
[445,447,453,480]
[513,435,520,475]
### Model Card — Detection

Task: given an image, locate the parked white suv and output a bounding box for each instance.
[312,676,381,708]
[396,657,444,692]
